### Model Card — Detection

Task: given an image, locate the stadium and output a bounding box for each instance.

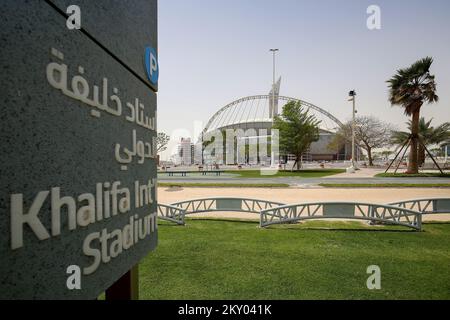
[198,79,353,165]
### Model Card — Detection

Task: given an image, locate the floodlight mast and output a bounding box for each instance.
[270,48,279,167]
[348,90,357,173]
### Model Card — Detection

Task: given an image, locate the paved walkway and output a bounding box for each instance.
[158,168,450,187]
[159,175,450,187]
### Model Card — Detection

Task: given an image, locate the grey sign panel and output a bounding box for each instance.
[434,199,450,213]
[49,0,158,91]
[216,199,243,211]
[323,204,356,218]
[0,1,157,299]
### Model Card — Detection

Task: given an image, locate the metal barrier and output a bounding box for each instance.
[260,202,422,231]
[389,198,450,215]
[157,198,450,230]
[170,197,286,216]
[157,203,186,225]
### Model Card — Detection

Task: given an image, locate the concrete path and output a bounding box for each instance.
[158,175,450,187]
[158,167,450,187]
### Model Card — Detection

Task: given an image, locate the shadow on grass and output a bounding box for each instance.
[422,222,450,225]
[157,217,259,227]
[157,223,186,228]
[157,217,435,233]
[185,217,259,224]
[265,225,417,233]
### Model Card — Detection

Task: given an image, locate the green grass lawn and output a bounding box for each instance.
[226,169,345,178]
[376,172,450,178]
[319,183,450,188]
[158,183,290,188]
[139,219,450,300]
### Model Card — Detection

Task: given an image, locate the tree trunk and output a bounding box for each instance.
[418,144,426,167]
[367,147,374,167]
[407,110,420,174]
[296,156,301,170]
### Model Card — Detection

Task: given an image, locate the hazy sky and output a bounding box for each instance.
[157,0,450,160]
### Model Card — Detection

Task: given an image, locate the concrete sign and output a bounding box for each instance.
[49,0,158,91]
[0,0,158,299]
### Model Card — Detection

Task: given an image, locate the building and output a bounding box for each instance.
[175,138,195,165]
[198,80,351,164]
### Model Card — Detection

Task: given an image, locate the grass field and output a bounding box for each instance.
[319,183,450,188]
[376,173,450,178]
[139,219,450,300]
[158,183,290,188]
[226,169,345,178]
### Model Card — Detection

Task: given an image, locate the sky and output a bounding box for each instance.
[157,0,450,160]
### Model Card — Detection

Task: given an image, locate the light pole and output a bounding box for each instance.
[348,90,357,173]
[445,144,448,164]
[270,49,279,167]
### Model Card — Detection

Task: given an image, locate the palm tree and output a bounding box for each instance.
[391,118,450,166]
[387,57,439,173]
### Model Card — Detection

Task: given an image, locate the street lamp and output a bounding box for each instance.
[270,49,279,167]
[348,90,357,173]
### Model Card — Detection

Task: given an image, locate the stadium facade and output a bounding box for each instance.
[196,79,353,165]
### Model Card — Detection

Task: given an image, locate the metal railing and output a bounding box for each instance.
[389,198,450,215]
[157,197,450,231]
[170,197,286,215]
[157,203,186,225]
[260,202,422,230]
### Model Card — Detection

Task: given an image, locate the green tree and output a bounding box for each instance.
[157,132,170,153]
[387,57,439,173]
[273,101,320,170]
[391,118,450,166]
